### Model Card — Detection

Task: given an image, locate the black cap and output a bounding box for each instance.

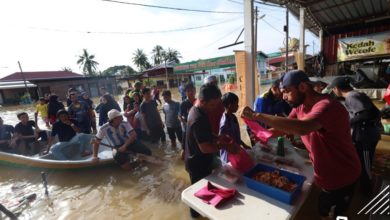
[281,70,310,88]
[328,76,353,89]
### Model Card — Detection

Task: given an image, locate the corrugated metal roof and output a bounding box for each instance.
[0,71,84,81]
[0,81,36,89]
[261,0,390,35]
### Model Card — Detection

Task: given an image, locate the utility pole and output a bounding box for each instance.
[244,0,255,106]
[284,8,289,73]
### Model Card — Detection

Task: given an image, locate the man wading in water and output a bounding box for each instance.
[92,109,151,170]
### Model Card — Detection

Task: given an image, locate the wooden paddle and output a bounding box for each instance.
[96,141,169,166]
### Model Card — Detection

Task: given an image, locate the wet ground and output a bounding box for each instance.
[0,86,389,220]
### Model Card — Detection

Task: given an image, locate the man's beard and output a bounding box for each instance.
[288,91,305,108]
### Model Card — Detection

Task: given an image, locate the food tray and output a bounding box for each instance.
[243,163,306,204]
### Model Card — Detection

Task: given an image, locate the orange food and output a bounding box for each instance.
[252,170,297,192]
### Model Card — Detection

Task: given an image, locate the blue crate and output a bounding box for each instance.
[243,163,306,204]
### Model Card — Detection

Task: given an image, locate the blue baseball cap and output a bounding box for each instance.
[280,70,310,88]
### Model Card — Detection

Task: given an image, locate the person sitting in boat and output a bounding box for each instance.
[45,109,92,160]
[92,109,152,170]
[14,112,48,155]
[68,93,92,134]
[0,116,16,152]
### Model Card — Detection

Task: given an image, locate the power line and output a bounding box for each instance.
[102,0,243,14]
[26,16,242,35]
[260,18,285,35]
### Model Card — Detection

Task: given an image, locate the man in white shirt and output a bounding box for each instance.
[92,109,151,169]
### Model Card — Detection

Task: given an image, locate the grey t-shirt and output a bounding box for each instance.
[163,101,181,128]
[345,90,381,141]
[345,91,372,119]
[140,100,162,128]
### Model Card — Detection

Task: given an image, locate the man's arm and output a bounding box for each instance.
[118,130,137,152]
[241,107,322,136]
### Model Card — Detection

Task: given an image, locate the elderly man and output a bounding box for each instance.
[241,70,361,219]
[92,109,151,169]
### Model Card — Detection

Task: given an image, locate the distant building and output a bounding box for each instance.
[0,71,117,104]
[174,52,268,86]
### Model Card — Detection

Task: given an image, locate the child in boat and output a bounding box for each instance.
[35,97,50,128]
[219,92,254,173]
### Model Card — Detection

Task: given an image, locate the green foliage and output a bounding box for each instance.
[102,65,136,76]
[77,49,99,76]
[152,45,164,65]
[62,67,72,72]
[132,49,151,72]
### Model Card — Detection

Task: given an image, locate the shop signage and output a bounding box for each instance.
[337,31,390,62]
[174,55,235,74]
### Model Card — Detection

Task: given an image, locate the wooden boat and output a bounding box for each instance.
[0,143,115,170]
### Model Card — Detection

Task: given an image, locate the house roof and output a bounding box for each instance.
[262,0,389,36]
[0,71,84,81]
[0,81,37,89]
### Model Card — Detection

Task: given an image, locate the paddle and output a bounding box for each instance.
[97,142,169,166]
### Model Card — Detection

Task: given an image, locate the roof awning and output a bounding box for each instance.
[0,81,37,89]
[262,0,389,36]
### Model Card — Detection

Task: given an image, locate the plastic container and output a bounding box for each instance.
[243,163,306,204]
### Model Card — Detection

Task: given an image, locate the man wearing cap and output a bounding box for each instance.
[329,76,382,195]
[241,70,361,219]
[247,79,291,146]
[46,110,92,160]
[92,109,151,169]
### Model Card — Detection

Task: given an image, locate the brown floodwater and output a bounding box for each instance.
[1,85,267,220]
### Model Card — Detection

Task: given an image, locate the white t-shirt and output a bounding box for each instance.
[135,112,147,131]
[96,122,133,147]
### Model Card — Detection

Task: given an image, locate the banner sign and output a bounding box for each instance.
[174,55,235,74]
[337,31,390,62]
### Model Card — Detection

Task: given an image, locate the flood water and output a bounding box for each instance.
[0,86,264,220]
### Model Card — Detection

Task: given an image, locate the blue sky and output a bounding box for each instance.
[0,0,319,77]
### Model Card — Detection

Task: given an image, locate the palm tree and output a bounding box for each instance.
[151,45,164,65]
[164,48,182,64]
[62,67,72,72]
[77,49,99,76]
[132,49,150,72]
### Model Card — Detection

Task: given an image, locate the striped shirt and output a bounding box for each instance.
[96,122,133,147]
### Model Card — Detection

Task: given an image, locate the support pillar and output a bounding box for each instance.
[243,0,255,107]
[299,7,305,70]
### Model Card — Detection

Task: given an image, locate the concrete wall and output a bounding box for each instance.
[34,77,117,101]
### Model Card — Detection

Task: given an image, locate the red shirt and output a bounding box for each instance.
[289,97,361,190]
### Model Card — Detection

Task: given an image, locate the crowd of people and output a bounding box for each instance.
[0,70,385,219]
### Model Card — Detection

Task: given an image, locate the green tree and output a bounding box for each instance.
[151,45,165,65]
[164,48,182,64]
[102,65,136,76]
[77,49,99,76]
[62,67,72,72]
[132,49,150,72]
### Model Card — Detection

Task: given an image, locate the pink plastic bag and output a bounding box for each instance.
[194,181,237,207]
[384,84,390,105]
[242,118,273,144]
[228,148,255,173]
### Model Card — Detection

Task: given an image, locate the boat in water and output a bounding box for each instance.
[0,143,114,170]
